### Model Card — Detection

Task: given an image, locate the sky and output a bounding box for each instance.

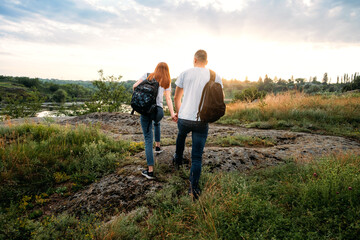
[0,0,359,82]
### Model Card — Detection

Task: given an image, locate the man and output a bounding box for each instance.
[174,49,223,199]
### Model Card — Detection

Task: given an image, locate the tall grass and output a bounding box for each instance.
[0,123,131,207]
[219,92,360,139]
[103,153,360,239]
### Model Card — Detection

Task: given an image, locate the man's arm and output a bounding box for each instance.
[174,86,184,114]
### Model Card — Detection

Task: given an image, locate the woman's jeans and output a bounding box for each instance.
[175,119,209,190]
[140,106,164,166]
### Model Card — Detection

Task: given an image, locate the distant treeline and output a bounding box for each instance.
[0,75,94,103]
[222,72,360,101]
[1,71,359,107]
[0,75,137,103]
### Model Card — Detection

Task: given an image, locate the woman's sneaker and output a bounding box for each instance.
[155,146,163,154]
[141,170,155,180]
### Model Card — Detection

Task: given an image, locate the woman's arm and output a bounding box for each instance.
[132,78,143,90]
[165,90,176,121]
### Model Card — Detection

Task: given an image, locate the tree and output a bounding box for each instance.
[17,77,40,88]
[49,83,60,92]
[233,87,266,102]
[83,70,131,113]
[1,90,45,118]
[322,73,328,85]
[52,89,68,103]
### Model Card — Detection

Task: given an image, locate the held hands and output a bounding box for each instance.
[171,113,178,123]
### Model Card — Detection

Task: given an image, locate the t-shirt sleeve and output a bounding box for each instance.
[175,72,184,88]
[164,84,171,91]
[215,74,223,88]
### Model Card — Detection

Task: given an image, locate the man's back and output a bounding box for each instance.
[176,67,222,121]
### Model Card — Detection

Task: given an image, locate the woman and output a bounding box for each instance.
[133,62,176,179]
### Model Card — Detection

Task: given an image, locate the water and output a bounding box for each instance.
[36,102,84,117]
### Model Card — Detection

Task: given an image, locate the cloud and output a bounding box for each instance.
[0,0,359,47]
[132,0,360,43]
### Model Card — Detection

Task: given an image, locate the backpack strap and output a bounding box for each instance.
[197,69,216,121]
[209,69,216,82]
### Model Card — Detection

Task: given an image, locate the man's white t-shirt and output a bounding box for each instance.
[140,73,170,108]
[176,67,223,121]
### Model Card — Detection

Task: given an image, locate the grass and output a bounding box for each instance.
[207,134,276,147]
[0,122,146,239]
[0,122,141,207]
[218,91,360,140]
[101,153,360,239]
[1,118,360,239]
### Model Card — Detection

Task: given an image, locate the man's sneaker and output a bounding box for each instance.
[141,170,155,180]
[155,146,163,154]
[172,154,183,170]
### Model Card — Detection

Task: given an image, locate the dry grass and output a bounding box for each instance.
[226,91,360,115]
[220,91,360,139]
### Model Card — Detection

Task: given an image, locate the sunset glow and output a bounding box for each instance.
[0,0,359,82]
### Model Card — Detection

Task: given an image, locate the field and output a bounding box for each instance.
[0,92,360,239]
[219,91,360,140]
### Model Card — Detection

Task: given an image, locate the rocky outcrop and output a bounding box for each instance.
[4,112,360,216]
[53,172,162,216]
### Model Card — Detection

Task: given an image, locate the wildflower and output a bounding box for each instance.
[336,192,339,194]
[348,187,352,190]
[313,172,318,177]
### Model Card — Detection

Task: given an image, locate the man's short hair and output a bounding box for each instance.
[194,50,207,63]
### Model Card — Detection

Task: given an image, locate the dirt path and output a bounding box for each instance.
[4,113,360,217]
[63,112,360,170]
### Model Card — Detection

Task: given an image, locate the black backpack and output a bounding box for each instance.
[197,70,226,123]
[131,74,159,116]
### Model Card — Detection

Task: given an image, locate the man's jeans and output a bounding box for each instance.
[140,107,164,166]
[175,118,209,190]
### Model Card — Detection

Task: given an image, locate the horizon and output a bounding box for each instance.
[0,0,359,83]
[2,71,358,84]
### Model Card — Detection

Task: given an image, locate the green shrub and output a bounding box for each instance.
[1,90,45,118]
[0,123,130,207]
[233,87,267,102]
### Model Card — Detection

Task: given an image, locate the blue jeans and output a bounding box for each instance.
[140,107,164,166]
[175,118,209,190]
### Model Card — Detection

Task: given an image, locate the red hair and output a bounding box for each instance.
[147,62,171,89]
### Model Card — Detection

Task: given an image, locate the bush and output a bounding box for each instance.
[1,90,45,118]
[304,84,322,94]
[0,123,130,207]
[83,70,130,113]
[233,87,267,102]
[52,89,68,103]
